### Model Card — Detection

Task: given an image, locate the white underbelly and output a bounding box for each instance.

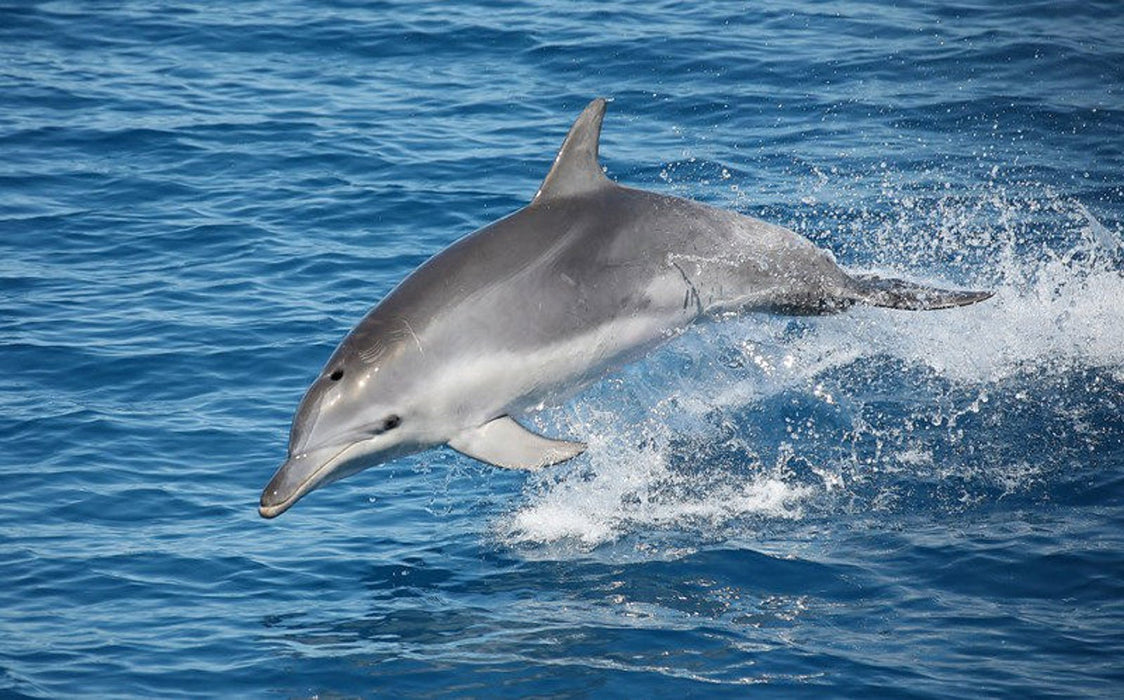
[424,306,691,430]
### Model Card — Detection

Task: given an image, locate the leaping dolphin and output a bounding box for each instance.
[259,98,991,518]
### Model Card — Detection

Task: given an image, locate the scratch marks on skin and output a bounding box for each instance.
[669,260,704,316]
[359,342,385,365]
[400,318,424,357]
[381,316,425,358]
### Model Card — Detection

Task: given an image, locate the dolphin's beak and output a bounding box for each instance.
[259,443,355,518]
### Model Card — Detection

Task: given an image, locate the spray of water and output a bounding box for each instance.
[497,185,1123,552]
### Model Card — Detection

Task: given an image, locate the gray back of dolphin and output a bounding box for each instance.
[259,98,991,518]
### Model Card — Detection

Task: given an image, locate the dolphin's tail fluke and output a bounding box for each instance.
[845,272,993,310]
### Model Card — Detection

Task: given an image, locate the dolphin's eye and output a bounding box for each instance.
[383,415,401,431]
[329,369,344,381]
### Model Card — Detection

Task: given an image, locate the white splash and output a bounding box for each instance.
[495,186,1124,551]
[500,409,815,549]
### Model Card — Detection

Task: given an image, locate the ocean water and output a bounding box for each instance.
[2,0,1122,696]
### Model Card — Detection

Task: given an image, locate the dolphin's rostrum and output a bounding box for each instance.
[259,98,991,518]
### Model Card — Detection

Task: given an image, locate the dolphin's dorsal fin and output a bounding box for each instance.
[448,415,585,470]
[533,98,611,202]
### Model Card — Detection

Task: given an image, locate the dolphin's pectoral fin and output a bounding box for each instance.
[449,416,586,471]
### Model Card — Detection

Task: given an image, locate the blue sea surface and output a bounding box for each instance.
[2,1,1123,697]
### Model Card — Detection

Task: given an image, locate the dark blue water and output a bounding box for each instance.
[3,1,1123,697]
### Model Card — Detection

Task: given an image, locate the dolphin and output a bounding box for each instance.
[259,98,991,518]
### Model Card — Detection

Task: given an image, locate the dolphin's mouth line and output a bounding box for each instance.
[259,442,359,518]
